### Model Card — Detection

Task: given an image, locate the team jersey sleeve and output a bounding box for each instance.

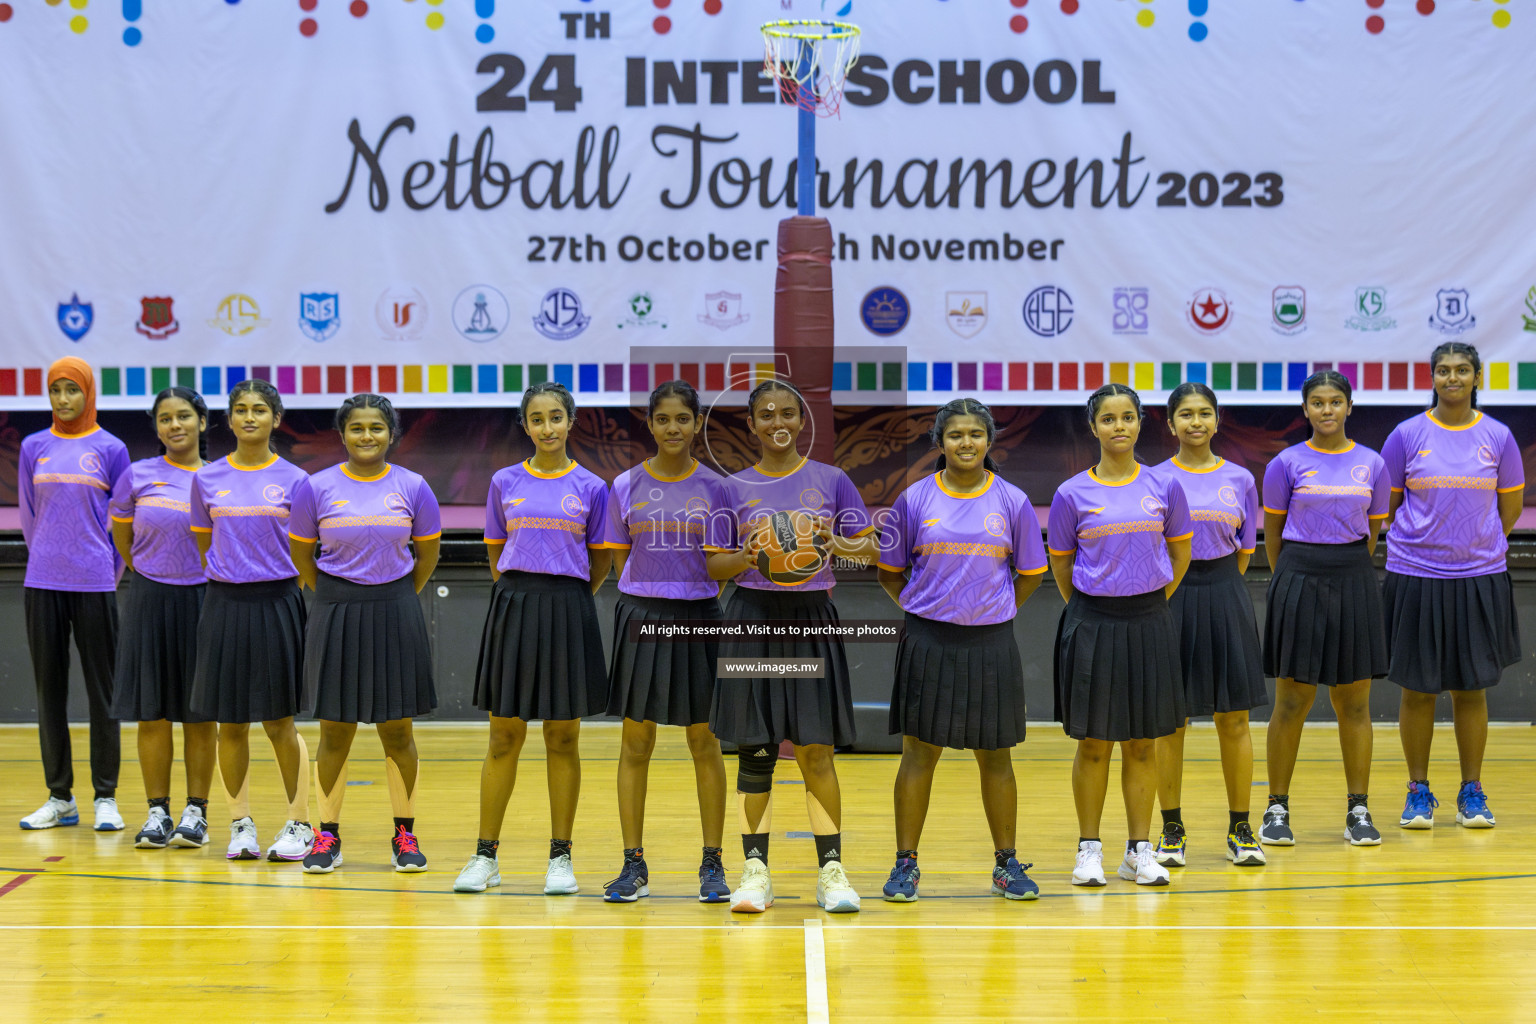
[411,476,442,541]
[1367,456,1391,519]
[106,440,131,494]
[1238,472,1259,554]
[484,472,508,545]
[1012,492,1049,574]
[18,437,37,545]
[1046,490,1077,556]
[1496,430,1525,493]
[1261,454,1291,516]
[1379,427,1407,492]
[1162,476,1193,540]
[602,475,631,549]
[188,470,213,533]
[875,492,909,572]
[585,478,608,548]
[109,465,135,524]
[704,478,737,553]
[832,469,875,538]
[286,476,318,542]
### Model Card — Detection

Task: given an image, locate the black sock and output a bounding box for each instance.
[1161,807,1183,828]
[550,838,572,860]
[814,833,842,867]
[476,838,499,859]
[1078,837,1100,847]
[994,848,1016,869]
[1229,811,1247,831]
[702,845,723,865]
[186,797,208,812]
[148,797,171,813]
[394,816,414,834]
[321,822,339,838]
[1410,778,1430,789]
[623,846,644,862]
[1267,794,1289,809]
[1126,839,1140,856]
[895,848,918,862]
[1347,793,1368,812]
[742,833,769,865]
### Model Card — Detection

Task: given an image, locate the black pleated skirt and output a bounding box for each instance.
[709,586,857,748]
[1263,539,1388,687]
[1054,589,1185,742]
[111,574,209,723]
[190,578,308,723]
[607,593,722,727]
[1170,555,1269,716]
[473,570,610,721]
[889,613,1026,750]
[307,572,437,723]
[1384,570,1521,694]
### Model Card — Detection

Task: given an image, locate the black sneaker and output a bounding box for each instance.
[169,805,209,848]
[1345,804,1382,846]
[1153,821,1187,867]
[303,831,343,873]
[134,807,174,849]
[391,826,428,872]
[604,855,649,903]
[1260,804,1294,846]
[699,855,729,903]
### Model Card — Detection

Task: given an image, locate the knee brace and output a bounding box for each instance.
[736,746,778,794]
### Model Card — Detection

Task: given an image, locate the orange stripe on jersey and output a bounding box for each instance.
[33,472,109,491]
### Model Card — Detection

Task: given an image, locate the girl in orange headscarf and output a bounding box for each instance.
[17,358,132,832]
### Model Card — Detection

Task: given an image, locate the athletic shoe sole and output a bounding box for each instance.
[730,896,772,912]
[1344,829,1383,846]
[818,897,860,913]
[94,822,125,832]
[1153,850,1186,868]
[227,849,260,861]
[1400,814,1434,829]
[1070,875,1107,887]
[135,836,170,850]
[699,890,729,903]
[453,875,501,893]
[1226,847,1267,866]
[544,882,580,895]
[1456,813,1495,828]
[304,853,343,874]
[1258,833,1294,846]
[1116,866,1171,886]
[603,884,649,903]
[882,890,918,903]
[169,833,208,848]
[992,886,1039,901]
[268,851,309,862]
[392,857,429,873]
[19,816,80,830]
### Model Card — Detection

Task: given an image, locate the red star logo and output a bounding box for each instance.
[1189,289,1231,332]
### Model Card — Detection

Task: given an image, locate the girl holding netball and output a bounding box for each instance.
[18,357,131,832]
[110,387,217,849]
[599,380,731,903]
[1260,370,1390,847]
[1381,343,1522,830]
[454,383,612,895]
[189,380,313,862]
[877,398,1049,902]
[1049,383,1190,888]
[707,379,877,915]
[1153,383,1268,869]
[289,394,441,874]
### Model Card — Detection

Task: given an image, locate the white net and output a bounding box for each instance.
[760,20,862,117]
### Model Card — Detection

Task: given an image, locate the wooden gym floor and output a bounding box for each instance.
[1,721,1533,1023]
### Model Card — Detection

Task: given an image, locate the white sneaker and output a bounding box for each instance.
[544,853,579,894]
[816,860,861,913]
[1117,841,1171,886]
[93,797,125,832]
[227,816,260,860]
[266,820,314,862]
[730,857,774,913]
[1071,840,1106,887]
[454,854,501,893]
[19,796,80,830]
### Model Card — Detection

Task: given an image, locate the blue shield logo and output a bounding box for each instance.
[57,293,93,342]
[299,293,340,342]
[532,288,590,341]
[860,287,910,336]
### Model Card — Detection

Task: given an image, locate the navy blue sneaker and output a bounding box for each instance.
[881,856,920,902]
[991,858,1040,901]
[1456,781,1495,828]
[699,855,729,903]
[1399,781,1439,829]
[603,856,649,903]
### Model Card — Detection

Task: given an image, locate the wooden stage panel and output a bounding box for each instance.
[1,723,1533,1022]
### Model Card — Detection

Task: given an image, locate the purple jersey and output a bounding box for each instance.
[288,463,442,586]
[602,460,733,600]
[877,472,1049,626]
[725,458,874,592]
[109,456,206,586]
[1262,441,1390,545]
[484,460,608,580]
[189,455,309,584]
[1381,411,1524,579]
[1048,465,1193,597]
[1158,457,1259,562]
[19,426,131,592]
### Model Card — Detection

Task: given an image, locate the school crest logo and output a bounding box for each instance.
[299,293,340,342]
[618,292,668,329]
[376,286,427,341]
[1429,288,1475,335]
[1140,495,1164,517]
[684,496,710,516]
[1217,485,1241,508]
[1344,287,1396,331]
[861,287,910,336]
[1523,286,1536,332]
[1022,285,1073,338]
[1271,286,1307,336]
[262,484,287,504]
[798,488,826,511]
[208,294,269,336]
[451,285,509,343]
[945,292,987,339]
[533,288,591,341]
[1112,287,1149,335]
[79,452,103,475]
[385,492,410,514]
[1477,444,1499,468]
[560,494,585,518]
[698,291,749,330]
[135,297,179,340]
[57,293,93,341]
[983,512,1007,538]
[1351,465,1372,485]
[1186,288,1231,334]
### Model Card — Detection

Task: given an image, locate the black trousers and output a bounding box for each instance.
[24,588,120,799]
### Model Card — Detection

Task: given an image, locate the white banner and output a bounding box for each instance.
[1,0,1534,408]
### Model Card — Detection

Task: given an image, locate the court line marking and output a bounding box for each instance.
[0,874,38,898]
[3,924,1536,932]
[804,919,829,1024]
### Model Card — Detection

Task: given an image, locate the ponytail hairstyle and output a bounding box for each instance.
[1429,341,1481,410]
[1301,369,1353,405]
[1086,382,1143,423]
[648,379,702,419]
[1166,381,1219,423]
[746,378,806,419]
[150,386,209,461]
[930,398,1001,474]
[334,393,402,447]
[226,379,284,452]
[518,381,576,425]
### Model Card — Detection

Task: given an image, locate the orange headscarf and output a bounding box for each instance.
[47,356,98,436]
